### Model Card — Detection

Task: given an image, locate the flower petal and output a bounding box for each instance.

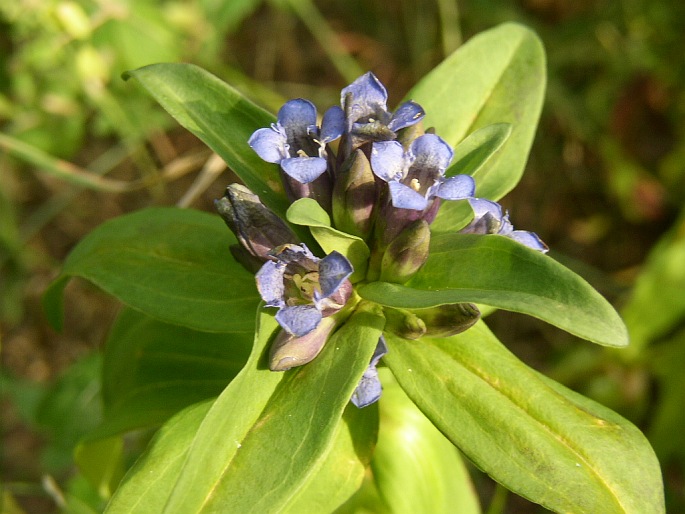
[350,336,388,408]
[409,134,454,171]
[320,106,345,143]
[278,99,318,137]
[468,198,503,221]
[388,181,428,211]
[255,260,285,307]
[248,125,288,163]
[281,157,328,184]
[350,367,382,408]
[370,141,406,182]
[276,304,322,337]
[317,251,354,298]
[271,243,318,270]
[370,335,388,365]
[508,230,549,253]
[341,72,388,121]
[436,174,476,200]
[388,100,425,132]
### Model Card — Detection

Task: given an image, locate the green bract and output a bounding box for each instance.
[45,23,664,514]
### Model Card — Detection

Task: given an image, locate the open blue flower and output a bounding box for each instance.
[341,72,425,146]
[249,99,344,184]
[350,336,388,408]
[371,133,476,211]
[461,198,548,252]
[256,244,354,337]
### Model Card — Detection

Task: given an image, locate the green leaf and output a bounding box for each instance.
[287,197,333,227]
[407,23,545,202]
[163,304,385,513]
[431,123,513,234]
[372,368,480,514]
[35,353,103,472]
[385,323,664,514]
[427,199,474,234]
[282,403,379,513]
[105,400,214,514]
[94,308,252,437]
[620,211,685,354]
[43,207,260,333]
[123,63,289,217]
[359,233,628,347]
[647,329,685,463]
[446,123,512,179]
[74,437,124,499]
[287,198,370,282]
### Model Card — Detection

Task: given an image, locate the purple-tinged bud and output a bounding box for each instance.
[380,219,431,284]
[382,306,427,340]
[332,150,378,239]
[282,170,333,214]
[215,184,300,261]
[269,316,337,371]
[319,279,354,317]
[414,303,481,337]
[396,119,426,149]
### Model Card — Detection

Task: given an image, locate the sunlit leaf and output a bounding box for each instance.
[104,400,214,514]
[287,198,370,281]
[124,63,289,217]
[385,323,664,514]
[407,23,545,203]
[162,304,384,513]
[372,368,480,514]
[281,403,379,512]
[359,233,628,347]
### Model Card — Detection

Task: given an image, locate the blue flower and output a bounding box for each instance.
[256,244,354,337]
[341,72,425,146]
[461,198,548,252]
[371,133,476,211]
[249,99,344,184]
[350,336,388,408]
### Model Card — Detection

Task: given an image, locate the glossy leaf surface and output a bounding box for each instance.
[359,233,628,347]
[407,23,545,204]
[44,207,260,333]
[281,404,379,513]
[124,63,289,217]
[105,400,214,514]
[163,305,384,513]
[433,123,513,234]
[95,308,252,437]
[385,323,664,514]
[372,368,480,514]
[287,198,370,281]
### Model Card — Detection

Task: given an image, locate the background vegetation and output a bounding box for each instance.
[1,0,684,512]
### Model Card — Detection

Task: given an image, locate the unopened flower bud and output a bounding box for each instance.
[269,316,337,371]
[413,303,481,338]
[396,119,426,149]
[382,306,427,340]
[215,184,299,261]
[283,171,333,213]
[332,150,377,239]
[380,219,431,284]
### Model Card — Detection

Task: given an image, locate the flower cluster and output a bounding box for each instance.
[216,72,547,408]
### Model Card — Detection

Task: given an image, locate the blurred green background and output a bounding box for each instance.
[1,0,684,512]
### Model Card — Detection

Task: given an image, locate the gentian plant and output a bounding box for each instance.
[44,24,664,513]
